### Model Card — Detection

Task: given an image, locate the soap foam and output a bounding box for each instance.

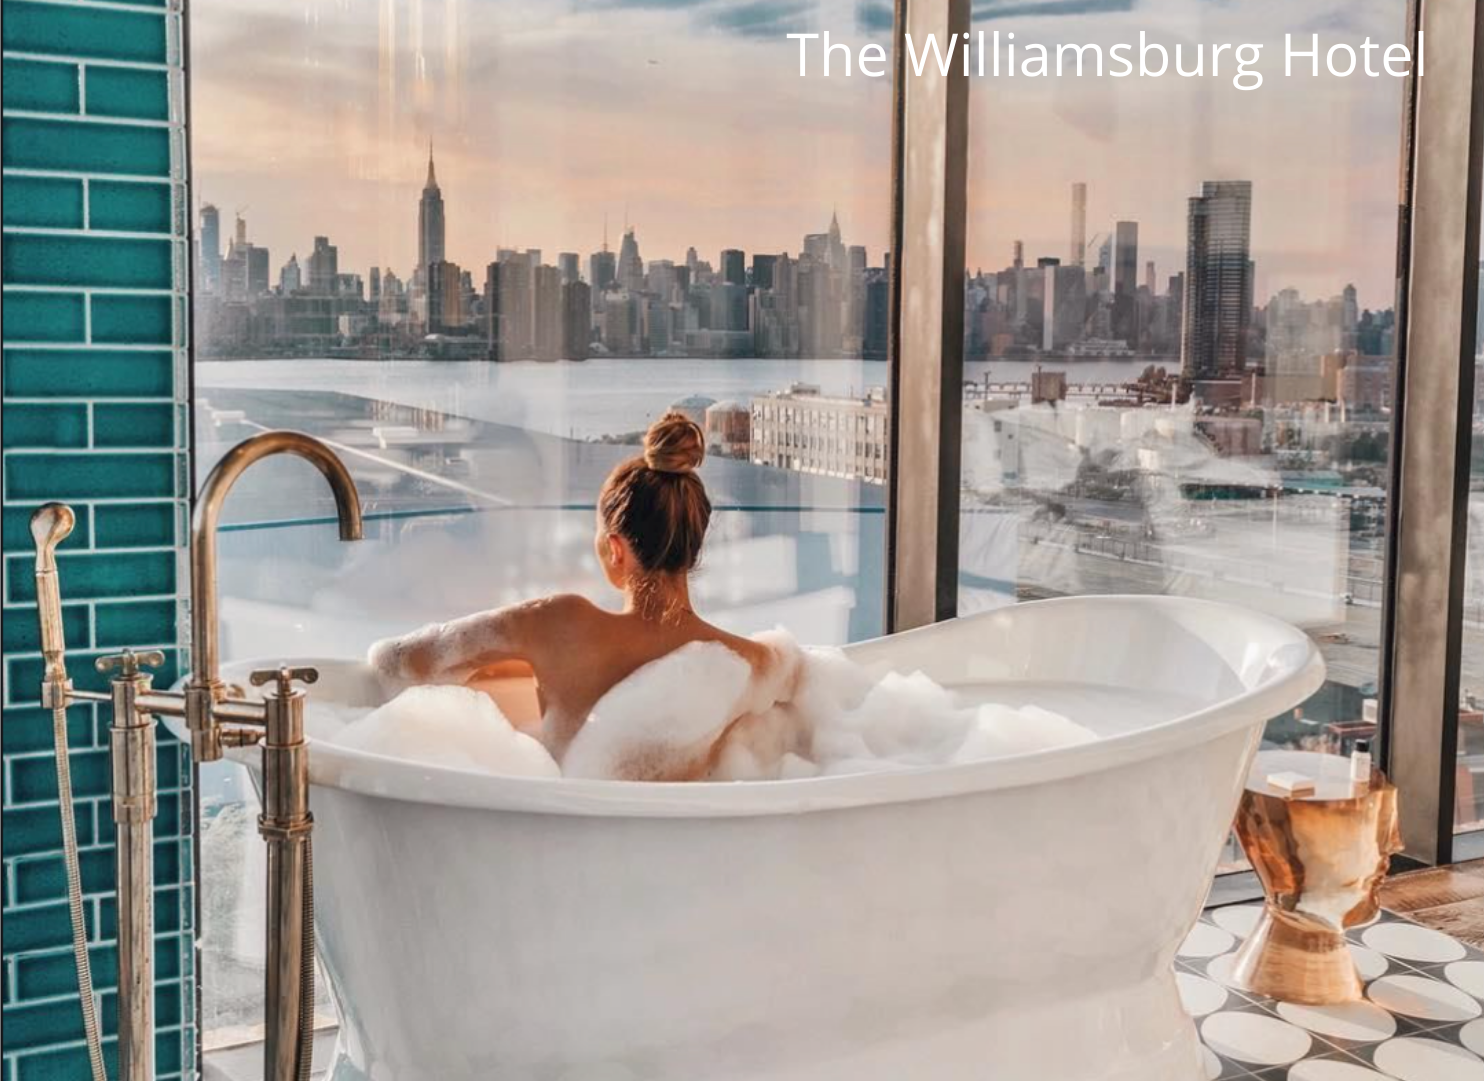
[332,685,560,778]
[706,638,1097,781]
[317,632,1096,782]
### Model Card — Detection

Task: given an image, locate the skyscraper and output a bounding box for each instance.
[199,204,222,294]
[558,252,580,285]
[616,228,644,293]
[279,254,301,294]
[589,249,616,295]
[1070,182,1087,267]
[534,264,564,360]
[563,281,592,360]
[1181,181,1254,380]
[307,235,339,295]
[751,254,778,291]
[426,260,464,333]
[1112,220,1139,347]
[720,249,746,286]
[417,146,446,278]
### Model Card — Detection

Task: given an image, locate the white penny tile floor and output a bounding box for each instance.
[1182,908,1484,1080]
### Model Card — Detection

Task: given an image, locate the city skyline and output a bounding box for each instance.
[192,0,1407,306]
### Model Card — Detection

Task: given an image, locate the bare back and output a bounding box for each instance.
[368,594,781,764]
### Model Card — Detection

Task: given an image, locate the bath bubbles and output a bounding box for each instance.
[708,634,1098,781]
[312,631,1096,782]
[334,685,561,778]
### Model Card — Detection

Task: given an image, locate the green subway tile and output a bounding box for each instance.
[12,944,118,1001]
[0,800,94,858]
[11,847,116,905]
[0,705,92,756]
[0,902,94,958]
[1,292,85,343]
[0,602,87,653]
[6,550,175,605]
[0,997,86,1052]
[85,66,168,122]
[2,177,84,229]
[155,740,180,790]
[94,598,174,646]
[88,180,170,234]
[4,451,174,500]
[2,349,173,398]
[154,791,179,837]
[7,649,176,702]
[91,294,173,345]
[92,502,173,548]
[2,505,90,557]
[3,117,171,176]
[2,58,79,114]
[2,1,168,65]
[4,235,171,290]
[8,748,108,803]
[13,1042,121,1081]
[0,402,88,448]
[92,402,173,448]
[99,986,182,1040]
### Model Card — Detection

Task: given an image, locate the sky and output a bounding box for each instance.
[192,0,1409,309]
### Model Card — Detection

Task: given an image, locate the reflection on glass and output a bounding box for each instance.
[1459,224,1484,834]
[955,1,1405,859]
[191,0,891,1041]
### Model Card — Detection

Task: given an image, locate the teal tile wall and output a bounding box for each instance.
[2,1,194,1078]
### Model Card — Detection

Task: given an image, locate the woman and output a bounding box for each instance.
[368,411,798,778]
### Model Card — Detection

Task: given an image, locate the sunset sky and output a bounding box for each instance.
[192,0,1408,309]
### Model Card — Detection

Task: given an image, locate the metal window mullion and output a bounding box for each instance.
[886,0,969,633]
[1383,0,1484,865]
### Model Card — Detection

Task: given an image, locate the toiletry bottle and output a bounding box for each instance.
[1349,739,1372,788]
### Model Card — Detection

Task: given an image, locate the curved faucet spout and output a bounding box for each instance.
[186,430,363,761]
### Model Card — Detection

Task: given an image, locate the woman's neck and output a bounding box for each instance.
[623,574,693,623]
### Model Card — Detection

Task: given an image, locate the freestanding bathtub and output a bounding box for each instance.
[216,595,1324,1081]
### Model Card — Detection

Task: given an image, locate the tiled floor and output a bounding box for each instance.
[1182,906,1484,1079]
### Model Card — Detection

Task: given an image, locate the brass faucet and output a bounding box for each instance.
[185,429,364,762]
[31,429,363,1081]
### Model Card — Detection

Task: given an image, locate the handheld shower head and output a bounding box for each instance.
[32,503,76,574]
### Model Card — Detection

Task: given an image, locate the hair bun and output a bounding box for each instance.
[643,411,705,474]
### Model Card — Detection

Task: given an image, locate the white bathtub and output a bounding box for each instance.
[217,595,1324,1081]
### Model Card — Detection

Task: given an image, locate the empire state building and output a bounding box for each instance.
[417,146,446,279]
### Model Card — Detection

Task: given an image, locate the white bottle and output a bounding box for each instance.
[1350,739,1372,787]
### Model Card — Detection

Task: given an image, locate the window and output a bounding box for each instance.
[1459,223,1484,834]
[955,4,1407,803]
[191,0,892,1043]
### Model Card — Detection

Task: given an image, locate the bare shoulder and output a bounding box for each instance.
[513,593,609,642]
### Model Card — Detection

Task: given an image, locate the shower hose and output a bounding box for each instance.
[53,700,108,1081]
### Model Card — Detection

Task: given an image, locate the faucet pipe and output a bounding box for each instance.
[185,430,363,763]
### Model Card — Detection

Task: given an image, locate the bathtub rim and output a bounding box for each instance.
[192,595,1326,818]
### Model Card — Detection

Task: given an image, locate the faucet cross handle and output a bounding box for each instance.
[248,666,319,698]
[96,649,166,679]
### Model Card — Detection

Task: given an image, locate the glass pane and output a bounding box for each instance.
[191,0,891,1041]
[1459,220,1484,833]
[957,3,1406,868]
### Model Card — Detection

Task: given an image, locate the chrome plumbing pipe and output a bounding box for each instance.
[99,648,165,1081]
